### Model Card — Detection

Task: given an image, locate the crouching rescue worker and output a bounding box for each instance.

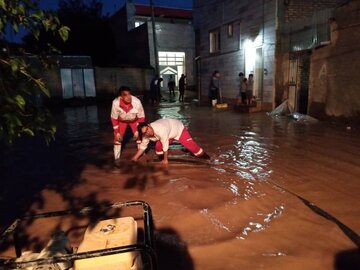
[110,86,145,160]
[131,118,210,165]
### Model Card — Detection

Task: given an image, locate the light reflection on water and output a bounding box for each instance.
[60,104,283,241]
[237,205,285,240]
[200,208,232,233]
[58,103,360,253]
[2,101,359,269]
[63,106,102,154]
[150,104,191,127]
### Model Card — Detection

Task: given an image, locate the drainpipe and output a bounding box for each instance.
[150,0,159,75]
[195,56,201,103]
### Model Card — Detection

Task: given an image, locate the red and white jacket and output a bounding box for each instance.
[110,95,145,131]
[139,118,184,152]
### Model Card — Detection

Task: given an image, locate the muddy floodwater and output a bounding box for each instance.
[0,99,359,270]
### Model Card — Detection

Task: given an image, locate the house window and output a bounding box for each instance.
[227,23,233,37]
[158,52,185,66]
[209,29,220,53]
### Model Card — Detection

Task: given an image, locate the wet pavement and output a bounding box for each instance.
[0,92,360,269]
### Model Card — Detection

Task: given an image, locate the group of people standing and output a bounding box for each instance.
[149,74,187,105]
[110,85,209,165]
[208,70,254,107]
[237,72,254,105]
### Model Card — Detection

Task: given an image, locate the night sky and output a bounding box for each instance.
[6,0,192,43]
[39,0,193,15]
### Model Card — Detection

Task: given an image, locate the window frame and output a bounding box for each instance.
[209,28,221,54]
[227,22,234,37]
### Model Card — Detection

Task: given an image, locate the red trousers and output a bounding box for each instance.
[155,127,203,156]
[113,121,138,142]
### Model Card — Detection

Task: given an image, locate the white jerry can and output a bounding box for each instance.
[74,217,140,270]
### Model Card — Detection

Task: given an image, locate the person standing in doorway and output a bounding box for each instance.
[208,70,220,107]
[241,77,248,104]
[157,77,164,102]
[111,86,145,161]
[150,74,159,105]
[132,118,210,165]
[237,72,245,105]
[178,74,186,102]
[247,74,254,104]
[168,75,176,96]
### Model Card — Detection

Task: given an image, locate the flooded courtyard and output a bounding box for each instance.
[0,98,359,269]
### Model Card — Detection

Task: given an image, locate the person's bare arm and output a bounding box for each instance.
[132,148,145,161]
[161,150,169,165]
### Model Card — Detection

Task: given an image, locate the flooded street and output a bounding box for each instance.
[1,98,359,269]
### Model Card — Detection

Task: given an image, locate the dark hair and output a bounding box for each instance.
[137,122,149,141]
[238,72,244,77]
[212,70,219,76]
[118,86,131,95]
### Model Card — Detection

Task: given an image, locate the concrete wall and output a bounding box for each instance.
[44,66,153,101]
[94,67,154,99]
[193,0,277,108]
[308,0,360,119]
[110,6,150,66]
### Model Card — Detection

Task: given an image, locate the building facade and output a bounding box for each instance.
[193,0,354,118]
[277,0,359,120]
[110,2,195,90]
[193,0,278,109]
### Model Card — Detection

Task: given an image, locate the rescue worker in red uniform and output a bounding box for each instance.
[110,86,145,160]
[132,118,210,165]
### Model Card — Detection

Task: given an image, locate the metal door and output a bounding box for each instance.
[60,69,73,99]
[298,56,310,114]
[72,69,85,98]
[84,69,96,97]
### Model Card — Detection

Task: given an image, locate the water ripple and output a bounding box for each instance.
[236,205,285,240]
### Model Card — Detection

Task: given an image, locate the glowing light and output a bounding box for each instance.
[244,36,262,77]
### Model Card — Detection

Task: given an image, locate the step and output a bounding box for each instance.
[234,102,262,113]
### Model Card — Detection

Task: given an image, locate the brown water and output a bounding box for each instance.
[0,99,359,270]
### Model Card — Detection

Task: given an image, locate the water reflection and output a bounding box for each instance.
[62,105,111,164]
[235,205,285,240]
[2,101,359,270]
[155,104,191,126]
[64,105,99,141]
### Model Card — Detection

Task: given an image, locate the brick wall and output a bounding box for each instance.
[308,0,360,120]
[284,0,345,22]
[94,67,154,99]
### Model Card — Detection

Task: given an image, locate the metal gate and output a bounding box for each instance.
[60,68,96,99]
[288,51,311,114]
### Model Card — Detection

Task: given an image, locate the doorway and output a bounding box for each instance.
[158,51,185,89]
[289,51,311,114]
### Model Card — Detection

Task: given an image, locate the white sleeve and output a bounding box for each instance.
[136,99,145,119]
[139,138,150,150]
[110,99,118,120]
[161,138,169,152]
